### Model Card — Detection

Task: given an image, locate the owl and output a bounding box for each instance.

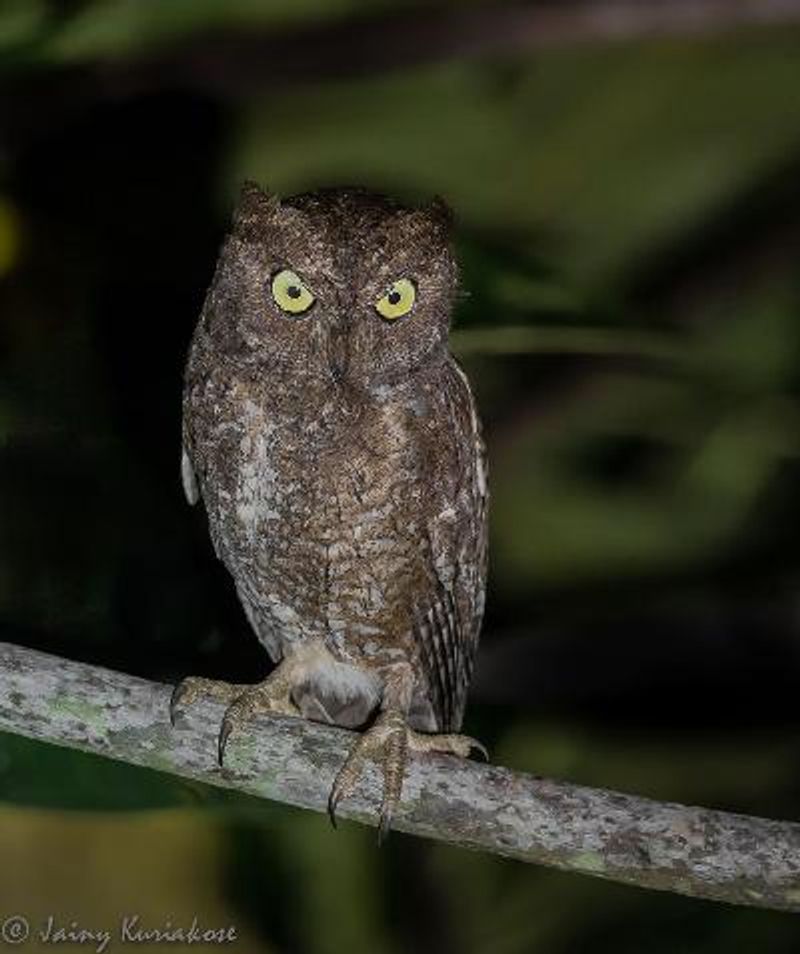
[172,183,488,838]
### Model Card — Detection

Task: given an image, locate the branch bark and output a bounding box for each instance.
[0,641,798,912]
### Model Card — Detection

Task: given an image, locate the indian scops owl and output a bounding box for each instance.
[172,183,488,837]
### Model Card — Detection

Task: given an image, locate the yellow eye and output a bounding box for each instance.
[271,269,315,314]
[375,278,416,320]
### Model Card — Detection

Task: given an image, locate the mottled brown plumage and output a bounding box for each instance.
[173,183,488,835]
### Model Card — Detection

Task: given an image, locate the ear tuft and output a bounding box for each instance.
[232,181,280,236]
[429,195,454,222]
[427,195,455,234]
[402,194,455,245]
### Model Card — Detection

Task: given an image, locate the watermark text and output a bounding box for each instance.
[1,914,238,950]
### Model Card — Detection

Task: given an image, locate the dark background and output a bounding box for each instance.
[1,2,800,951]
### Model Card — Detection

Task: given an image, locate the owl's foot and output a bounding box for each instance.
[169,668,301,766]
[327,710,487,842]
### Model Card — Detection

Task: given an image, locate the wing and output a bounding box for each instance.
[415,359,488,732]
[181,310,207,509]
[181,444,199,505]
[180,330,240,570]
[180,319,232,565]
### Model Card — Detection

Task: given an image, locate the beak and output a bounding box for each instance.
[328,314,349,383]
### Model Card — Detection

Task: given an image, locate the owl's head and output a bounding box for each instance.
[203,182,458,390]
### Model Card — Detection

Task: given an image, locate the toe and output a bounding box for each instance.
[326,716,408,834]
[169,675,246,729]
[407,730,489,761]
[327,783,343,829]
[169,683,183,727]
[376,725,407,842]
[327,736,369,829]
[169,678,195,726]
[218,713,235,766]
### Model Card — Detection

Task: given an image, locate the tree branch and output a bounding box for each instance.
[0,641,797,912]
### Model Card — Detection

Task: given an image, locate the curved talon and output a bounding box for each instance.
[469,738,489,762]
[169,680,191,727]
[327,789,341,829]
[218,716,234,766]
[169,685,181,727]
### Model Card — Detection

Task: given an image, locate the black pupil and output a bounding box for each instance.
[287,285,302,299]
[387,290,402,305]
